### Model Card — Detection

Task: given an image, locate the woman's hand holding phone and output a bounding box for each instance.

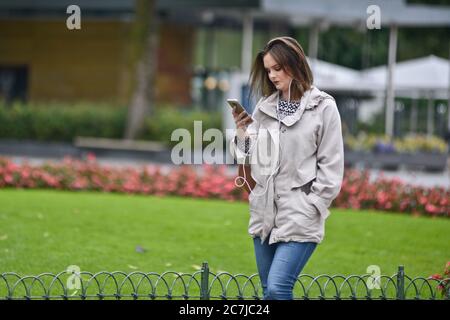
[232,107,253,131]
[233,108,253,140]
[227,99,253,140]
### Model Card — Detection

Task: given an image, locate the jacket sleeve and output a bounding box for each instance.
[307,99,344,219]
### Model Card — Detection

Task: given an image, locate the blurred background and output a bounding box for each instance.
[0,0,449,185]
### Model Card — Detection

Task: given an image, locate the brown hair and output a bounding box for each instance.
[249,36,313,101]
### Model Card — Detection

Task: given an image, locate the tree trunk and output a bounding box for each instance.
[125,0,158,139]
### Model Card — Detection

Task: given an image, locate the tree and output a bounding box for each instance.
[125,0,158,139]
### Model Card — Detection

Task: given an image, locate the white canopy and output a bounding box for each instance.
[308,58,376,93]
[362,55,450,99]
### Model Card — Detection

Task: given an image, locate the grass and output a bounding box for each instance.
[0,188,448,279]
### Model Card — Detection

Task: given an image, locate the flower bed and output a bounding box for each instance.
[0,156,448,218]
[345,133,448,154]
[335,170,449,217]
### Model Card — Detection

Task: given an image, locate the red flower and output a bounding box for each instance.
[419,196,428,205]
[429,274,443,280]
[86,152,96,162]
[425,204,438,214]
[4,174,13,184]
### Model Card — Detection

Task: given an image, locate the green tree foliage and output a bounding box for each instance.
[292,0,450,70]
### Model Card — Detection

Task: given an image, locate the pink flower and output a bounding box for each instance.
[419,196,428,205]
[4,174,13,184]
[429,274,443,280]
[425,204,438,214]
[86,152,96,162]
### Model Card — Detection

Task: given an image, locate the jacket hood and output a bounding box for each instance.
[256,86,331,127]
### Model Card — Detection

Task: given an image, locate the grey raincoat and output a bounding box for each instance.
[230,86,344,244]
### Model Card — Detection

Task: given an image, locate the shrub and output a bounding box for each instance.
[141,107,222,147]
[0,102,222,146]
[0,102,126,141]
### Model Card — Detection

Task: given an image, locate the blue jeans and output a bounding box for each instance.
[253,237,317,300]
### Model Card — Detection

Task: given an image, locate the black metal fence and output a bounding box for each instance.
[1,264,448,300]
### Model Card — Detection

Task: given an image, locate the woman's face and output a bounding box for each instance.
[263,53,293,94]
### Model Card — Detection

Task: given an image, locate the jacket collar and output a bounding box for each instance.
[258,85,325,127]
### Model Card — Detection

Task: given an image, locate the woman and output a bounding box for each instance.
[230,36,344,300]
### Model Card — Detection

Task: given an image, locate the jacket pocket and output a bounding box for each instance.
[290,183,319,218]
[290,158,317,190]
[290,176,316,193]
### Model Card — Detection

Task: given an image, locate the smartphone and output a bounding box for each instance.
[227,99,246,114]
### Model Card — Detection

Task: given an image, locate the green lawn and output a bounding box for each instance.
[0,188,448,279]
